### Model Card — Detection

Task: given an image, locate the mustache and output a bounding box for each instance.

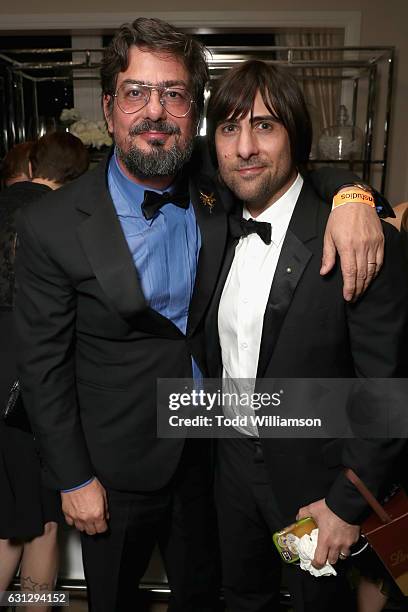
[129,120,181,137]
[235,158,268,170]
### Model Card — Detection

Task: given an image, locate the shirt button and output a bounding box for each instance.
[242,297,249,304]
[241,342,248,349]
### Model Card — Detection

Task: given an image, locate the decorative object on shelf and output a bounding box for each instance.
[59,107,82,131]
[318,105,363,161]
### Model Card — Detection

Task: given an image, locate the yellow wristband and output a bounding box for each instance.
[332,188,376,210]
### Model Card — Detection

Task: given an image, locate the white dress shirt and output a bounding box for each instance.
[218,173,303,435]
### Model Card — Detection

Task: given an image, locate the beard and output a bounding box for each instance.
[218,157,295,209]
[224,172,278,207]
[116,119,194,179]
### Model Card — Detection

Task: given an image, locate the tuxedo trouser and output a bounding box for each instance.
[215,438,356,612]
[80,440,221,612]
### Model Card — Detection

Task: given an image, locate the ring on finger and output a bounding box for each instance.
[339,552,349,560]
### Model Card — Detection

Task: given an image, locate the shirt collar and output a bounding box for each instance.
[243,173,303,247]
[108,150,177,223]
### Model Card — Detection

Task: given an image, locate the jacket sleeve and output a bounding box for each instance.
[325,222,408,523]
[15,207,93,490]
[306,166,361,204]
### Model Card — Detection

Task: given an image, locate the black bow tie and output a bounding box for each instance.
[229,216,272,245]
[142,189,190,220]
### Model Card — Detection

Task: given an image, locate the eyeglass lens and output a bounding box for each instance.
[116,83,192,117]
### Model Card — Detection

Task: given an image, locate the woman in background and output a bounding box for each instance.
[0,133,89,611]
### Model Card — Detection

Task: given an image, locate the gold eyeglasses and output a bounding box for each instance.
[112,83,194,118]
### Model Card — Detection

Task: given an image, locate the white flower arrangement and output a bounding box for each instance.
[59,108,112,149]
[60,107,82,124]
[70,119,112,150]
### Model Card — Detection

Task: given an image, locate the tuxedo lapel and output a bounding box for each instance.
[76,157,147,322]
[256,181,319,378]
[187,173,228,336]
[204,233,239,377]
[75,156,182,338]
[256,230,312,378]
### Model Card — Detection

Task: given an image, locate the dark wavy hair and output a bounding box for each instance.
[29,132,89,184]
[1,142,34,183]
[101,17,209,122]
[207,60,312,169]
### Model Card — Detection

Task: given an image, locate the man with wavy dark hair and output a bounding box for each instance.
[206,59,407,612]
[16,19,223,612]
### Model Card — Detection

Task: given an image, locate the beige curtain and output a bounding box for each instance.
[274,31,343,155]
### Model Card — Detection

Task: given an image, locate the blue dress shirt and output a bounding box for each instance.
[108,151,201,333]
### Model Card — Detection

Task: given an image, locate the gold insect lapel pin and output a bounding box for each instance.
[199,191,216,213]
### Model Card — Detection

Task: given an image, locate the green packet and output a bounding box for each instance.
[273,517,317,563]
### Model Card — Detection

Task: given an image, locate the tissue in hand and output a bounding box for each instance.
[297,529,337,577]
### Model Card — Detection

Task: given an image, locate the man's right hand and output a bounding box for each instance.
[61,478,109,535]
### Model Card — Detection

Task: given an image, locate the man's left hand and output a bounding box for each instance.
[320,201,384,302]
[297,498,360,568]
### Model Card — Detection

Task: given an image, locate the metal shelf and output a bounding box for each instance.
[0,45,394,194]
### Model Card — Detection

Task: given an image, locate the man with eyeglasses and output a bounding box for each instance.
[14,17,389,612]
[15,20,225,612]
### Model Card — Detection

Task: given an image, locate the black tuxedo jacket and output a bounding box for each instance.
[15,151,229,491]
[206,177,408,525]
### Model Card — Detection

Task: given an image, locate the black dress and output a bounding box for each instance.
[0,420,62,540]
[0,182,62,540]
